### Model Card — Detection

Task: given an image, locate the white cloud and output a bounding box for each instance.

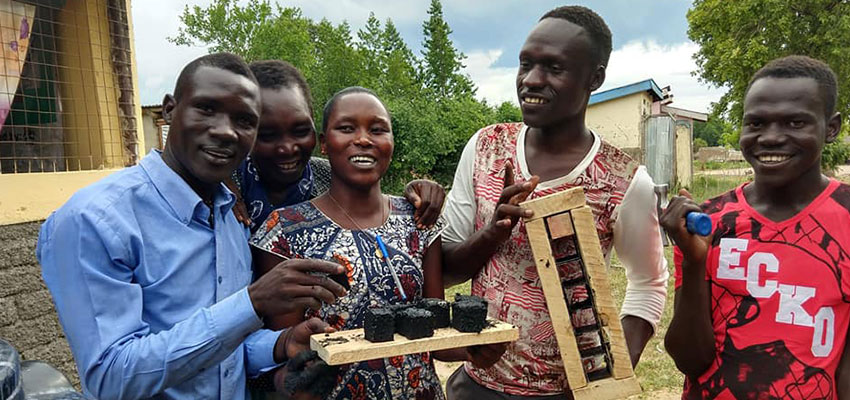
[463,49,518,106]
[285,0,427,27]
[601,40,725,113]
[131,0,210,105]
[463,40,727,114]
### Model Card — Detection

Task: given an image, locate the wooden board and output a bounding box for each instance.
[520,186,586,223]
[525,217,587,390]
[521,190,641,400]
[572,376,642,400]
[571,206,634,380]
[311,319,519,365]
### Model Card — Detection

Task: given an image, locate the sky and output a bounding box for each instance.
[131,0,725,113]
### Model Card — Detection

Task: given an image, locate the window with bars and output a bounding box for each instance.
[0,0,137,174]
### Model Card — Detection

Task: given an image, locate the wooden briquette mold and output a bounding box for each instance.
[521,187,641,399]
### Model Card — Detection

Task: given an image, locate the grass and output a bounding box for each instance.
[435,175,748,397]
[679,174,750,202]
[694,160,750,171]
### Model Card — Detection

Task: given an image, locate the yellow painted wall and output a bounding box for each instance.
[586,92,652,150]
[0,0,143,225]
[56,0,124,170]
[675,122,693,187]
[0,170,120,224]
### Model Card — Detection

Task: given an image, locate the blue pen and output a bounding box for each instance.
[376,234,407,301]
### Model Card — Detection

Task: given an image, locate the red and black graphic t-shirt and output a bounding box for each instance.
[674,179,850,399]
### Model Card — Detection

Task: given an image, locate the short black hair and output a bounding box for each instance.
[173,52,256,101]
[249,60,314,115]
[540,6,612,68]
[748,55,838,117]
[321,86,389,133]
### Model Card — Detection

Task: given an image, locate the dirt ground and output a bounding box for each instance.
[433,360,681,399]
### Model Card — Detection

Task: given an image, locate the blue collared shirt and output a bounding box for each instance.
[38,151,280,400]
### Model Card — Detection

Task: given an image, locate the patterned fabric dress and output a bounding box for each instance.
[232,157,331,233]
[251,196,446,400]
[465,123,638,395]
[673,180,850,399]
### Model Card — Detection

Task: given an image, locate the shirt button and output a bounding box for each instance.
[224,369,230,377]
[218,276,223,284]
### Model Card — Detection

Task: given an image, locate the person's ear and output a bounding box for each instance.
[825,112,842,144]
[162,94,176,125]
[589,64,606,92]
[319,134,327,155]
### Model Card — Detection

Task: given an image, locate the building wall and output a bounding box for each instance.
[675,121,693,187]
[0,0,141,226]
[586,92,652,157]
[57,0,126,170]
[123,0,145,159]
[0,221,79,387]
[0,169,120,224]
[141,110,160,154]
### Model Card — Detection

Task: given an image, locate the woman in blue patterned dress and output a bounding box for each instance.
[251,87,500,400]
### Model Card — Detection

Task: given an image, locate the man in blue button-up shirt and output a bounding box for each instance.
[37,53,347,400]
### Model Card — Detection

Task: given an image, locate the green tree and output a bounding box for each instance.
[687,0,850,170]
[170,0,275,60]
[420,0,475,98]
[380,19,420,97]
[693,137,708,152]
[357,13,384,90]
[308,20,365,124]
[693,118,728,147]
[494,101,522,123]
[171,0,508,193]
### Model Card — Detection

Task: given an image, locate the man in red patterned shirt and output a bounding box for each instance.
[663,55,850,399]
[441,5,668,399]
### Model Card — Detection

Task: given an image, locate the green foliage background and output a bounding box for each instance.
[687,0,850,171]
[170,0,522,193]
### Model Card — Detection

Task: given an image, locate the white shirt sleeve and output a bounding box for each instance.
[612,166,669,333]
[442,131,480,244]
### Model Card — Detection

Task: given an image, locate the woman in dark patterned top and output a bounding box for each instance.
[252,87,506,400]
[228,60,445,233]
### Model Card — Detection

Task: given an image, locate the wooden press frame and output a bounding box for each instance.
[521,187,641,399]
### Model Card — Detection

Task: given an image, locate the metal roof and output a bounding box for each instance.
[589,79,664,105]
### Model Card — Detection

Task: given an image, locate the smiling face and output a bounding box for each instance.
[740,76,841,189]
[162,65,260,193]
[320,92,393,190]
[251,85,316,187]
[516,18,604,129]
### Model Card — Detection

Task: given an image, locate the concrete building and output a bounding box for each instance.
[141,104,164,154]
[586,79,707,187]
[0,0,143,386]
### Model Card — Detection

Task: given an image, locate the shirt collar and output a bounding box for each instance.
[140,150,236,225]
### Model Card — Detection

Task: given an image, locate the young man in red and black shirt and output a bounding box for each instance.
[662,55,850,399]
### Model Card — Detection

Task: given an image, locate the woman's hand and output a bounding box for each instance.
[404,179,446,229]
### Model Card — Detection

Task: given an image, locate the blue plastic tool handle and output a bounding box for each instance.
[686,212,712,236]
